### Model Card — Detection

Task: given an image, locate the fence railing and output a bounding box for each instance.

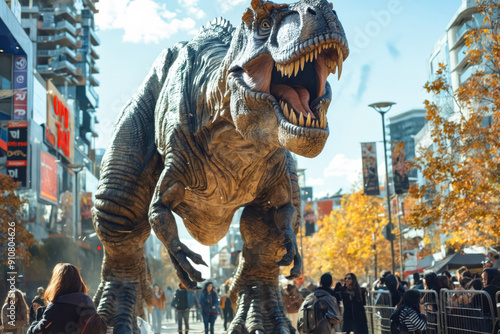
[364,289,499,334]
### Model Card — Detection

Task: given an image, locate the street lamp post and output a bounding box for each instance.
[68,163,85,239]
[369,102,396,274]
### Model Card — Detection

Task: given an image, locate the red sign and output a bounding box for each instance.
[46,80,74,162]
[7,121,28,186]
[40,151,58,203]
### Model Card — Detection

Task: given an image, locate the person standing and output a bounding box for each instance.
[164,286,173,322]
[172,282,191,334]
[282,283,304,331]
[151,284,166,334]
[27,263,106,334]
[200,282,219,334]
[298,273,340,334]
[222,280,234,331]
[339,273,368,334]
[391,289,427,333]
[2,289,29,334]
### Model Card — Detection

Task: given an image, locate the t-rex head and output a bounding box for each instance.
[224,0,348,158]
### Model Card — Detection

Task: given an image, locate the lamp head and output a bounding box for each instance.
[368,102,396,115]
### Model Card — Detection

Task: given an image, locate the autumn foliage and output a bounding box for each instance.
[408,0,500,249]
[0,173,35,265]
[299,190,395,281]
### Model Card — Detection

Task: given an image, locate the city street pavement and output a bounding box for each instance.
[151,316,228,333]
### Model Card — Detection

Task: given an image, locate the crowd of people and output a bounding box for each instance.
[1,253,499,334]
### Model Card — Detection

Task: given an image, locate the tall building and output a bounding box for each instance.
[0,0,101,297]
[388,109,427,182]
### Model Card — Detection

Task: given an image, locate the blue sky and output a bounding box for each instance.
[94,0,460,199]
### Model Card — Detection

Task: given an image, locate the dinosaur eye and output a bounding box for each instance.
[261,21,270,29]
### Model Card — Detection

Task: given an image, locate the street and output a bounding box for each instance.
[148,315,228,334]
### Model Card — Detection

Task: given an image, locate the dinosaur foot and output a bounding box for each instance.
[95,280,142,334]
[228,284,295,334]
[167,238,207,289]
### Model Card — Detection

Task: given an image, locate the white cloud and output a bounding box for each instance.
[216,0,247,13]
[306,177,325,187]
[324,154,362,184]
[96,0,199,44]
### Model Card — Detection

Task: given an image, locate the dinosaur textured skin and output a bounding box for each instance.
[92,0,348,333]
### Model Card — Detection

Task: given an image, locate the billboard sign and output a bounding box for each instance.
[391,141,409,194]
[46,80,74,163]
[40,151,58,203]
[361,142,380,196]
[7,121,28,187]
[13,55,28,121]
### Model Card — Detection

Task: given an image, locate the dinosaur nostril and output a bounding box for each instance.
[307,8,316,15]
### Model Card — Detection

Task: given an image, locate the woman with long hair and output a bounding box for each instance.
[27,263,105,334]
[200,282,219,334]
[391,289,427,333]
[1,289,29,334]
[339,272,368,334]
[385,274,404,306]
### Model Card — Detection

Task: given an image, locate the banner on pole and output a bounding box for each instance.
[391,141,409,194]
[361,142,380,196]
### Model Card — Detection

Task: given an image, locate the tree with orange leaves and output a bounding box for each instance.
[408,0,500,249]
[299,190,395,282]
[0,173,35,265]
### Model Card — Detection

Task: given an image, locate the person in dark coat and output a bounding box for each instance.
[172,282,192,334]
[339,272,368,334]
[482,268,500,317]
[385,274,404,307]
[27,263,105,334]
[200,282,219,334]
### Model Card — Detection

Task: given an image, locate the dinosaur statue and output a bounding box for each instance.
[92,0,348,332]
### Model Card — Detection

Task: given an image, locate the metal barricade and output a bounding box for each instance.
[417,289,441,334]
[440,289,496,334]
[364,290,394,334]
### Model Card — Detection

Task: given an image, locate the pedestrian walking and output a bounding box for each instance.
[200,282,219,334]
[165,286,173,322]
[2,289,29,334]
[390,289,427,334]
[282,283,304,331]
[27,263,106,334]
[222,280,234,331]
[172,282,191,334]
[339,273,368,334]
[151,284,166,334]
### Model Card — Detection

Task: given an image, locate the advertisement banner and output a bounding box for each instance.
[361,142,380,196]
[391,141,409,194]
[316,200,333,221]
[46,80,74,163]
[80,192,94,234]
[13,56,28,121]
[7,121,28,186]
[40,151,58,203]
[219,248,231,269]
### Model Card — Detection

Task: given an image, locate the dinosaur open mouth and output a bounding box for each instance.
[240,39,346,130]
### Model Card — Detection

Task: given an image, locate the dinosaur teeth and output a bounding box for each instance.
[298,112,304,127]
[290,108,297,124]
[306,113,312,127]
[294,60,300,76]
[300,56,305,71]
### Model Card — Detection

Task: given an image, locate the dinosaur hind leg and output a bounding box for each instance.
[93,149,162,333]
[228,204,296,334]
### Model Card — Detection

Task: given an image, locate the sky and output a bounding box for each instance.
[91,0,462,278]
[93,0,460,198]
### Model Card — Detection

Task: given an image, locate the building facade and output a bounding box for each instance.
[0,0,101,298]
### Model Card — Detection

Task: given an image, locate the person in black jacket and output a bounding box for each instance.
[200,282,219,334]
[27,263,105,334]
[339,272,368,334]
[172,282,191,334]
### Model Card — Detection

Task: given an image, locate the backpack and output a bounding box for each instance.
[390,306,409,334]
[298,292,319,333]
[75,308,107,334]
[298,291,339,334]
